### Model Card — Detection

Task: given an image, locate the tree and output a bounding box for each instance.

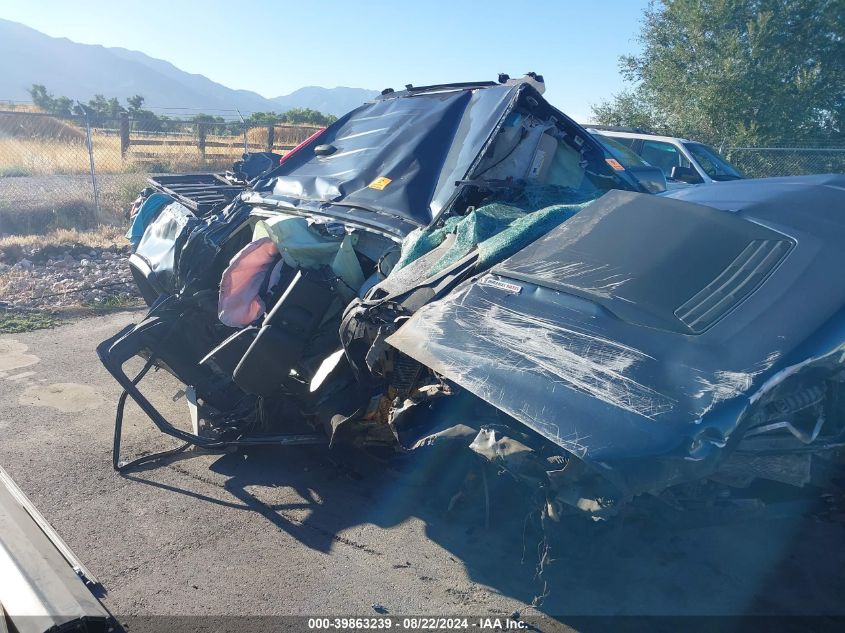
[279,108,337,126]
[246,111,282,126]
[24,84,339,134]
[593,0,845,145]
[28,84,50,109]
[125,95,172,132]
[72,94,127,123]
[126,94,145,113]
[27,84,73,117]
[591,87,660,132]
[191,113,229,135]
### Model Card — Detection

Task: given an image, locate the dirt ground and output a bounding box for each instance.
[1,311,844,630]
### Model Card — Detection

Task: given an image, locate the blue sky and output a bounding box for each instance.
[0,0,648,121]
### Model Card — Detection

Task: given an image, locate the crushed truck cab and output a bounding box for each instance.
[99,75,845,518]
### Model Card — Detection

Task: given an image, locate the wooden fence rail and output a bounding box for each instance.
[118,113,322,160]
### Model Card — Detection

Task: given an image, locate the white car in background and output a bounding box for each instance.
[588,127,745,187]
[585,129,667,193]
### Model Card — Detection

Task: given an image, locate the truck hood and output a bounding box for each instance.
[247,82,633,236]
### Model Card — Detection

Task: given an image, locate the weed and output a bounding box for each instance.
[82,293,142,310]
[0,310,58,333]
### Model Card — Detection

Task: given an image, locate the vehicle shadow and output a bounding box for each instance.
[124,442,845,620]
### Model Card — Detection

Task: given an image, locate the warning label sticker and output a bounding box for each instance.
[368,176,392,190]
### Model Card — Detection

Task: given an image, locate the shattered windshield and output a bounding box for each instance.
[684,142,744,181]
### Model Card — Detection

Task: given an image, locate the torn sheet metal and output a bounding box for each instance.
[469,427,548,485]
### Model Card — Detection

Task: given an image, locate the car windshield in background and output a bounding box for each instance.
[594,133,650,167]
[684,142,744,181]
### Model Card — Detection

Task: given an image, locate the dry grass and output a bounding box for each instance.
[0,271,13,297]
[245,124,322,148]
[0,226,127,262]
[0,135,117,176]
[0,112,85,142]
[0,103,45,114]
[0,172,147,235]
[0,116,318,257]
[0,117,321,177]
[0,133,260,175]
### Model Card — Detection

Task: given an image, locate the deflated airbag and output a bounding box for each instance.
[218,237,283,327]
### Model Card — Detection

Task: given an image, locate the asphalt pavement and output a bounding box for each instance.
[1,311,844,626]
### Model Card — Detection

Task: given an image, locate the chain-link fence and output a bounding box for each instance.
[724,146,845,179]
[2,107,845,238]
[0,108,321,236]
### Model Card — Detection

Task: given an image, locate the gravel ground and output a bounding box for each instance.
[0,244,139,309]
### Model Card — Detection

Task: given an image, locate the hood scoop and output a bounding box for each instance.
[675,238,791,333]
[494,190,795,335]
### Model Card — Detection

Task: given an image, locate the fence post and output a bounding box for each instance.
[197,122,208,159]
[267,124,274,152]
[119,112,130,159]
[83,111,101,224]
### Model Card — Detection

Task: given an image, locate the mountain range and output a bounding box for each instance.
[0,18,378,116]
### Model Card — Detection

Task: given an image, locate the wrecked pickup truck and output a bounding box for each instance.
[99,75,845,519]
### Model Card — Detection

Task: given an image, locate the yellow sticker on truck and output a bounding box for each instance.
[368,176,392,190]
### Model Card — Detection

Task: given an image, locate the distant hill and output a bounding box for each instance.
[271,87,379,117]
[0,18,378,117]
